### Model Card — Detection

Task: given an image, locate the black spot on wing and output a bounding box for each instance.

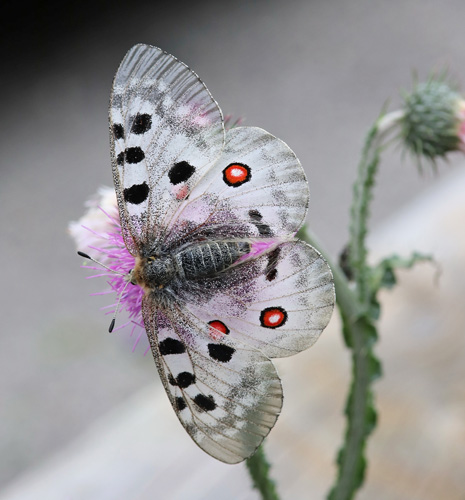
[208,343,235,363]
[248,209,262,221]
[194,394,217,412]
[168,161,196,185]
[176,372,196,388]
[116,147,145,165]
[265,247,281,282]
[266,268,278,281]
[112,123,124,140]
[125,147,145,164]
[256,222,273,236]
[123,182,149,205]
[249,208,273,236]
[131,113,152,135]
[176,397,187,411]
[159,338,186,355]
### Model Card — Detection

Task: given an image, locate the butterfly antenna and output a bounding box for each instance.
[77,250,133,332]
[77,251,126,277]
[108,278,134,332]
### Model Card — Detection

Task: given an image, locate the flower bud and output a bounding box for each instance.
[401,78,465,161]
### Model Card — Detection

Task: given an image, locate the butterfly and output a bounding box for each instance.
[98,44,334,464]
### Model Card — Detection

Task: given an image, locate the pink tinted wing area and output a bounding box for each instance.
[183,240,335,359]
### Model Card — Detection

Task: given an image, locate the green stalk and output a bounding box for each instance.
[305,110,403,500]
[246,445,280,500]
[349,110,404,305]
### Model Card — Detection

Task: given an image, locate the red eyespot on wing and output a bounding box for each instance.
[259,307,288,329]
[208,320,230,340]
[222,163,251,187]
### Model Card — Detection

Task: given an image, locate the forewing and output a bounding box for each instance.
[110,44,225,254]
[164,126,309,246]
[185,240,335,358]
[142,296,282,464]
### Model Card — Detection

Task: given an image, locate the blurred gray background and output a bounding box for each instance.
[1,0,464,498]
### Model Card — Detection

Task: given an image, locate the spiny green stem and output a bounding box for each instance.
[349,110,404,305]
[303,111,403,500]
[245,445,280,500]
[333,111,402,499]
[328,314,381,500]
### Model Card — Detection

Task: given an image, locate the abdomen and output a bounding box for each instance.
[175,241,251,280]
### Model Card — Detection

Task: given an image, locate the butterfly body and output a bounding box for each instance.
[132,239,251,296]
[106,44,335,463]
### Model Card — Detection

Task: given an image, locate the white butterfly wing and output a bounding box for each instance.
[185,241,335,358]
[107,45,334,463]
[110,44,225,254]
[142,297,282,464]
[165,126,309,245]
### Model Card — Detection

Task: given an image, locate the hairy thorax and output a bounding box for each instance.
[132,255,176,293]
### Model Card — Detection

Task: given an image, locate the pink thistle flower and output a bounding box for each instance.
[69,187,149,353]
